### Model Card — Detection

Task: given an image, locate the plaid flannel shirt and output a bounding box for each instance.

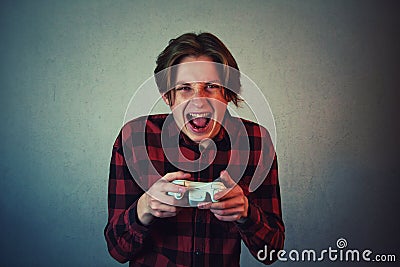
[104,112,285,266]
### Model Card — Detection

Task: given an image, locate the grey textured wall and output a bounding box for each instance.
[1,0,399,266]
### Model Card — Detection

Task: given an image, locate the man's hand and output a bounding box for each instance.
[137,171,190,226]
[198,170,249,223]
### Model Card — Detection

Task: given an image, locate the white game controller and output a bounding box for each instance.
[167,180,226,206]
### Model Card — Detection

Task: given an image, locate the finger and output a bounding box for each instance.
[153,210,178,218]
[152,205,183,218]
[161,211,179,217]
[147,190,184,206]
[211,207,243,216]
[150,201,179,213]
[197,202,212,209]
[213,188,231,201]
[161,182,188,194]
[153,193,187,207]
[214,186,241,201]
[213,214,241,222]
[209,197,243,210]
[219,170,237,188]
[162,171,191,182]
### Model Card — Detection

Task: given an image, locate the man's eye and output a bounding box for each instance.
[206,83,222,89]
[176,86,192,91]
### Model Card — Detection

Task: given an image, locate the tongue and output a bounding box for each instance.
[191,117,208,128]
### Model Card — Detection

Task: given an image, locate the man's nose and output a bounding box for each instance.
[191,88,208,106]
[194,87,208,97]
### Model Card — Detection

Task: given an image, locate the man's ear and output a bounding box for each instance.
[161,93,170,106]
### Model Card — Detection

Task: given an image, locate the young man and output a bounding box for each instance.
[105,32,285,266]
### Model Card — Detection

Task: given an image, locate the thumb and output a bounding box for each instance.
[163,171,191,182]
[219,170,237,188]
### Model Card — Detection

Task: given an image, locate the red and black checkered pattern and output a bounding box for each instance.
[104,112,285,266]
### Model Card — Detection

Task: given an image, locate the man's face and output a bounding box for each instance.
[165,56,228,143]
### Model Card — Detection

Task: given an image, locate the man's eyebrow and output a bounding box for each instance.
[205,80,221,84]
[175,80,221,86]
[175,81,191,86]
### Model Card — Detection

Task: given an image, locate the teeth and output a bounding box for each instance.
[189,112,211,118]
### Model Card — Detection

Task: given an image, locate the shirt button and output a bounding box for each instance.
[195,250,201,256]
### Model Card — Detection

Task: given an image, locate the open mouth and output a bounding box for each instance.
[186,112,212,131]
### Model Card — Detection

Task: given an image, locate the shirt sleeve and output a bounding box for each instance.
[236,155,285,265]
[104,131,151,263]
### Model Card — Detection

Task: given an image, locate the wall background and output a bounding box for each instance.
[1,0,398,266]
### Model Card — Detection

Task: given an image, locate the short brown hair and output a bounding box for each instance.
[154,32,242,106]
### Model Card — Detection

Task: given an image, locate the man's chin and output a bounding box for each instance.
[185,132,211,143]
